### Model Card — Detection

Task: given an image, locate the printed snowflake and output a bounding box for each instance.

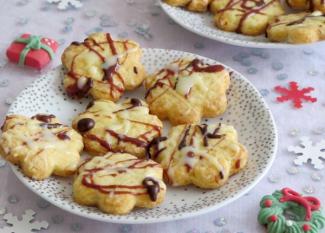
[288,137,325,170]
[47,0,83,10]
[0,209,48,233]
[274,81,317,109]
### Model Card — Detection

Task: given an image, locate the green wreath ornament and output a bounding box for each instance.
[258,188,325,233]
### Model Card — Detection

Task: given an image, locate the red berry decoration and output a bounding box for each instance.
[268,215,278,222]
[6,33,58,70]
[264,199,272,207]
[303,224,311,232]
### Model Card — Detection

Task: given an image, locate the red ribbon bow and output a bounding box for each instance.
[280,188,320,221]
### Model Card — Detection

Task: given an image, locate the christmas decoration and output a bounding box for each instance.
[258,188,325,233]
[0,209,49,233]
[288,137,325,170]
[274,82,317,109]
[6,34,58,69]
[47,0,83,10]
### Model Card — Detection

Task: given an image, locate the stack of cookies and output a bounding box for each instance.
[0,32,248,215]
[165,0,325,44]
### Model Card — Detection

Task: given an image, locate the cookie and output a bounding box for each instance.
[0,114,83,180]
[266,11,325,44]
[164,0,212,12]
[147,123,248,189]
[210,0,285,36]
[144,58,230,125]
[258,188,325,233]
[62,32,146,101]
[72,98,163,158]
[73,152,166,215]
[286,0,325,13]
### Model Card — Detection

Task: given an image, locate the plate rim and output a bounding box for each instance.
[160,1,323,49]
[8,48,278,224]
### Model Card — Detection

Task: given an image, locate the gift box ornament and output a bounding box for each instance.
[6,34,58,70]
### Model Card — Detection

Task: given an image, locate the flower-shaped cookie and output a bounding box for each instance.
[144,58,230,125]
[164,0,212,12]
[0,114,83,180]
[72,98,163,158]
[286,0,325,13]
[266,11,325,44]
[210,0,284,35]
[73,152,166,215]
[147,123,248,189]
[62,32,146,101]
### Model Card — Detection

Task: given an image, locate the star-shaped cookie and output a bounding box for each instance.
[0,114,83,180]
[62,32,146,101]
[144,58,230,125]
[210,0,284,35]
[72,98,163,158]
[147,123,248,189]
[266,11,325,44]
[164,0,212,12]
[73,152,166,215]
[286,0,325,13]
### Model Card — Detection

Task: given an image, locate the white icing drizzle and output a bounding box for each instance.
[101,47,138,69]
[166,63,179,74]
[3,120,66,157]
[175,74,204,96]
[109,191,115,198]
[179,145,225,174]
[77,76,88,89]
[180,146,198,168]
[311,11,323,17]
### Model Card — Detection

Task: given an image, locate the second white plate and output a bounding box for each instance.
[161,2,322,48]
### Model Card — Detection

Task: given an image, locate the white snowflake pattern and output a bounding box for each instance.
[47,0,83,10]
[288,137,325,170]
[0,209,48,233]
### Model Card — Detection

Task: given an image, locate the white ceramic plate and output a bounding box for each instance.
[160,2,323,48]
[8,48,277,224]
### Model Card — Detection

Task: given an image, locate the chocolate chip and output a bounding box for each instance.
[130,98,142,107]
[142,177,160,202]
[77,118,95,132]
[133,66,138,74]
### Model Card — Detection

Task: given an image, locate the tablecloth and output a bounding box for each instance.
[0,0,325,233]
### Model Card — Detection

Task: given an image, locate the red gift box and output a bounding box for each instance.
[6,33,58,70]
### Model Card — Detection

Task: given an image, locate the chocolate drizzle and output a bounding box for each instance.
[145,136,167,160]
[216,0,277,34]
[57,131,70,140]
[80,157,161,197]
[106,129,148,148]
[65,33,131,99]
[191,59,224,73]
[66,73,93,98]
[32,114,55,123]
[178,126,191,150]
[86,100,95,109]
[112,98,143,113]
[142,177,160,202]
